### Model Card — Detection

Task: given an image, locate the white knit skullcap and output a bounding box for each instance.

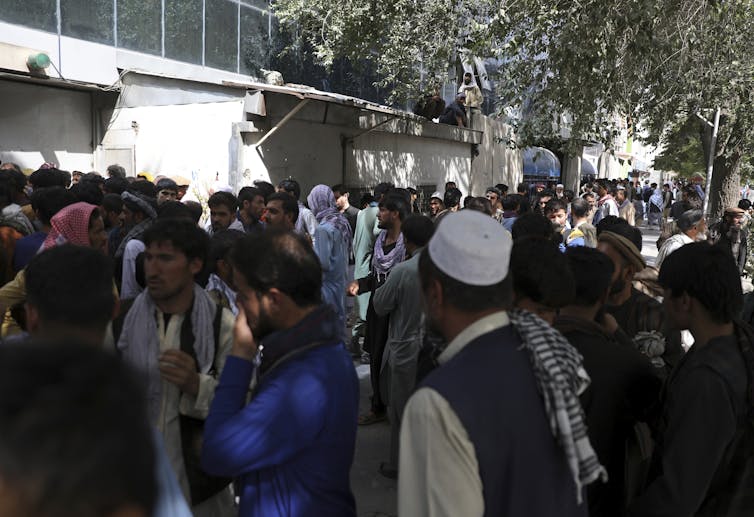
[428,210,512,286]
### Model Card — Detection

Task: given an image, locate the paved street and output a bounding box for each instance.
[351,364,397,517]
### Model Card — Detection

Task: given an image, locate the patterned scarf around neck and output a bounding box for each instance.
[508,309,607,503]
[117,285,218,423]
[372,230,405,275]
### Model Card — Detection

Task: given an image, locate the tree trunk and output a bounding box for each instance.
[699,118,742,222]
[708,155,741,222]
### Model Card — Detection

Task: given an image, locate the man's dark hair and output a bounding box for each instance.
[30,187,77,227]
[156,200,193,220]
[401,215,435,248]
[155,178,178,193]
[511,212,555,241]
[238,186,264,204]
[517,182,528,194]
[466,197,494,216]
[106,164,127,178]
[331,184,348,196]
[485,186,502,198]
[104,176,129,195]
[183,200,203,224]
[0,176,13,207]
[1,168,27,197]
[80,173,105,188]
[101,193,123,215]
[128,180,157,198]
[511,237,575,308]
[231,230,322,307]
[29,168,69,190]
[267,192,300,222]
[565,246,615,307]
[0,344,155,517]
[277,178,301,200]
[209,229,246,271]
[252,180,275,201]
[502,194,520,211]
[70,181,104,206]
[443,187,462,209]
[25,245,115,332]
[739,199,752,211]
[143,218,210,265]
[496,183,509,194]
[571,197,590,218]
[596,216,643,251]
[379,193,409,221]
[208,191,238,212]
[359,193,375,207]
[563,189,575,202]
[374,182,395,201]
[419,249,513,312]
[659,242,742,324]
[544,198,567,215]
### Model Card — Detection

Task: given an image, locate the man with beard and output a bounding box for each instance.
[709,206,748,275]
[656,209,706,270]
[400,210,600,517]
[202,230,359,517]
[114,219,235,516]
[597,220,684,374]
[237,186,266,233]
[629,243,754,516]
[349,192,408,425]
[555,247,660,517]
[427,192,444,220]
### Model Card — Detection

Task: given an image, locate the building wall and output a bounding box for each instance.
[0,79,96,172]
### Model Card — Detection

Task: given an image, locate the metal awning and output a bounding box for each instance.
[523,147,560,178]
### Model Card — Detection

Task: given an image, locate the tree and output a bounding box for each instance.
[272,0,754,218]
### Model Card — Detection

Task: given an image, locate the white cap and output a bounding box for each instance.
[429,210,512,286]
[430,191,443,200]
[556,183,564,189]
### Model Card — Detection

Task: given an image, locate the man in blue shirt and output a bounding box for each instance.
[202,229,359,517]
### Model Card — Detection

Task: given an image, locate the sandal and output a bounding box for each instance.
[358,410,386,426]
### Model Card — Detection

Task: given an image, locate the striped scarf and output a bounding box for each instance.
[509,309,607,502]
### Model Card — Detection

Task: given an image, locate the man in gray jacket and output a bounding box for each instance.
[372,215,434,479]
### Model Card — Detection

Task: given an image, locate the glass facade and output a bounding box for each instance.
[61,0,114,45]
[0,0,56,33]
[165,0,203,64]
[0,0,271,75]
[205,0,239,71]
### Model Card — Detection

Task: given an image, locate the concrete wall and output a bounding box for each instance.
[0,79,96,172]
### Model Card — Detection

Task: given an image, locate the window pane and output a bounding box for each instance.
[0,0,56,33]
[61,0,114,45]
[240,6,268,76]
[165,0,202,64]
[205,0,238,72]
[117,0,161,55]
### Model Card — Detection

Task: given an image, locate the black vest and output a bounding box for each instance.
[421,325,587,517]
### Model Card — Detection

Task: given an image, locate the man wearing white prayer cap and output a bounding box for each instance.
[399,210,602,517]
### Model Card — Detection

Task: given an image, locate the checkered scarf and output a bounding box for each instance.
[509,309,607,503]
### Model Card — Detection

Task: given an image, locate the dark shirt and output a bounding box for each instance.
[629,334,754,516]
[555,315,661,517]
[342,205,359,235]
[606,288,684,374]
[438,101,468,127]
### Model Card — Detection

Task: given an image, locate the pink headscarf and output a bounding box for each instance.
[42,202,98,250]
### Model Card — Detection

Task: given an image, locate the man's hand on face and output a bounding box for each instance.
[232,308,258,361]
[159,350,200,396]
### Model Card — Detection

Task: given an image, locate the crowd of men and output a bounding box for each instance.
[0,159,753,517]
